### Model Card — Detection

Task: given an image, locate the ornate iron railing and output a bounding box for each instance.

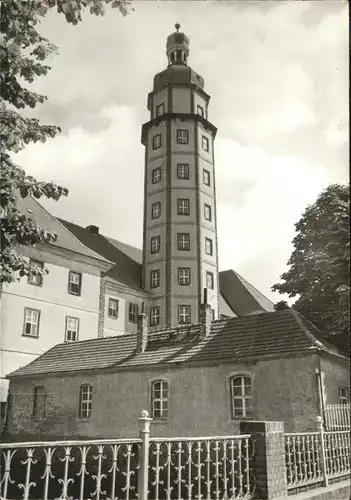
[0,438,141,500]
[323,404,350,430]
[324,430,350,479]
[148,435,255,500]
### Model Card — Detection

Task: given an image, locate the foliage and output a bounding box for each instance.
[273,300,290,311]
[1,0,132,285]
[272,184,350,351]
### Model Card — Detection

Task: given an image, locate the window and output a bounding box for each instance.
[205,237,213,256]
[206,271,214,289]
[152,167,161,184]
[23,308,40,337]
[339,387,350,405]
[177,198,190,216]
[177,129,189,144]
[178,304,191,324]
[178,267,191,286]
[156,103,165,117]
[152,134,161,150]
[197,104,204,117]
[203,169,210,186]
[27,259,44,286]
[129,303,138,323]
[151,235,161,254]
[151,380,169,419]
[150,306,160,326]
[150,269,160,289]
[65,316,79,342]
[108,298,119,319]
[32,386,46,418]
[68,271,82,296]
[204,204,212,221]
[177,163,190,179]
[177,233,190,251]
[202,135,209,152]
[230,376,252,419]
[79,384,93,419]
[151,202,161,220]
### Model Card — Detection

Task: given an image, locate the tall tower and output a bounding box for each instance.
[141,24,219,329]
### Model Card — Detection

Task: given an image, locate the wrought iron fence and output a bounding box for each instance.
[285,417,350,493]
[323,404,350,431]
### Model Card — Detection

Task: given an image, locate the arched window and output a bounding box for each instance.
[151,380,169,419]
[230,375,252,419]
[79,384,93,419]
[32,386,46,417]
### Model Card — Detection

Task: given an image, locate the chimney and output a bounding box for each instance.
[86,225,99,235]
[136,302,148,353]
[199,288,212,339]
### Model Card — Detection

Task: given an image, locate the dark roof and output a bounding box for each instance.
[58,219,144,291]
[8,309,346,379]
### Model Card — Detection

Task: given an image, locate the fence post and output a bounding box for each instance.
[138,410,152,500]
[317,416,329,487]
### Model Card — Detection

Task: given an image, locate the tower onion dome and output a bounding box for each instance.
[166,23,190,66]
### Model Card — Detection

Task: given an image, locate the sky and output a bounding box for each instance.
[16,0,349,303]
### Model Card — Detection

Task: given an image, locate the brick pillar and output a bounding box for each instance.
[97,274,106,338]
[240,421,287,500]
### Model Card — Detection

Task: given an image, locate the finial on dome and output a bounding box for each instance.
[175,23,181,32]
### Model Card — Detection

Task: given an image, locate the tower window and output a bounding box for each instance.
[177,198,190,216]
[151,235,161,254]
[152,167,161,184]
[178,304,191,324]
[203,169,211,186]
[202,135,209,152]
[28,259,44,287]
[177,129,189,144]
[152,134,162,150]
[79,384,93,419]
[150,306,160,326]
[178,233,190,251]
[178,267,191,286]
[23,308,40,338]
[206,271,214,290]
[151,202,161,220]
[177,163,190,179]
[150,269,160,289]
[108,298,119,319]
[204,204,212,221]
[156,103,165,117]
[68,271,82,296]
[205,237,213,256]
[65,316,79,342]
[129,303,138,323]
[197,105,204,117]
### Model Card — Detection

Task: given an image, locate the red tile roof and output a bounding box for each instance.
[8,309,346,379]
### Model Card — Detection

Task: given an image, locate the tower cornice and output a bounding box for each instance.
[147,82,211,111]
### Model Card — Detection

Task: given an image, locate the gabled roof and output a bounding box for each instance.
[8,309,346,379]
[16,196,111,264]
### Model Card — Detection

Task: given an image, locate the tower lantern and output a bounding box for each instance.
[141,26,219,329]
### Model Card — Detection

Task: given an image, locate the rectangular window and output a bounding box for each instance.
[79,384,93,419]
[177,129,189,144]
[152,134,161,150]
[129,303,138,323]
[177,233,190,251]
[231,376,252,419]
[178,267,191,286]
[150,269,160,289]
[23,308,40,337]
[206,271,214,289]
[177,198,190,216]
[108,298,119,319]
[27,259,44,287]
[205,237,213,256]
[152,167,161,184]
[68,271,82,296]
[339,387,350,405]
[151,202,161,220]
[197,104,204,117]
[151,235,161,254]
[156,103,165,117]
[65,316,79,342]
[203,169,210,186]
[204,203,212,221]
[177,163,190,179]
[178,304,191,324]
[151,380,169,419]
[202,135,209,152]
[150,306,160,326]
